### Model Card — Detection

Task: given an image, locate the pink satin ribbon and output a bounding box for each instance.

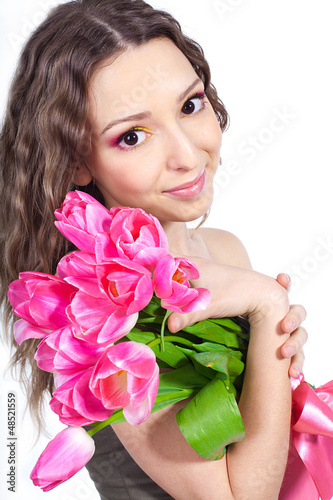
[279,374,333,500]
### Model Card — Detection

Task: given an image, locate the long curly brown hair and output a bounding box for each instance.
[0,0,229,433]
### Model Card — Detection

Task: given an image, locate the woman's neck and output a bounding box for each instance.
[160,220,209,259]
[160,221,193,256]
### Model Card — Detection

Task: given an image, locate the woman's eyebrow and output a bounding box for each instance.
[100,77,203,136]
[176,77,202,104]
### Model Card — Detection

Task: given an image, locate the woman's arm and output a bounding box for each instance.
[193,228,307,378]
[112,262,291,500]
[227,287,291,499]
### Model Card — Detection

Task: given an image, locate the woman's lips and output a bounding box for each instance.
[164,170,206,198]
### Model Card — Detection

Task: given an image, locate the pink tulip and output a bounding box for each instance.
[153,255,210,313]
[96,258,154,314]
[57,250,98,281]
[50,369,113,426]
[68,291,139,344]
[54,191,115,254]
[59,252,153,344]
[35,325,105,374]
[95,206,169,269]
[60,252,154,315]
[57,251,104,299]
[30,426,95,491]
[8,272,77,344]
[90,342,159,425]
[8,272,75,327]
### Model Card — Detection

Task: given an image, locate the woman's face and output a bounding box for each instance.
[86,37,222,223]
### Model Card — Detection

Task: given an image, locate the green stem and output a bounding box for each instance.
[136,316,164,324]
[160,309,172,351]
[148,335,194,350]
[86,388,199,437]
[87,410,124,436]
[154,388,198,404]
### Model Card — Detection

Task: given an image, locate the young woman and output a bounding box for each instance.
[0,1,309,498]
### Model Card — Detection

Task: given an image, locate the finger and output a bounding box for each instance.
[281,304,307,333]
[276,273,291,292]
[167,311,198,333]
[288,349,305,379]
[281,326,308,357]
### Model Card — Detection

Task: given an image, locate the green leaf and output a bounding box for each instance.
[136,315,165,325]
[125,330,158,344]
[157,363,209,392]
[194,342,243,358]
[209,317,247,333]
[181,319,248,350]
[148,364,210,414]
[190,357,216,380]
[152,389,199,413]
[176,378,245,460]
[139,295,165,322]
[191,351,245,379]
[151,341,189,368]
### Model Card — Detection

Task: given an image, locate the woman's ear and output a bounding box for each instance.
[73,164,93,186]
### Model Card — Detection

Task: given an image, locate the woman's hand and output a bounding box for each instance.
[276,273,308,378]
[167,258,306,379]
[167,256,289,333]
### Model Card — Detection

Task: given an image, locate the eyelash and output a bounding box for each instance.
[113,91,208,152]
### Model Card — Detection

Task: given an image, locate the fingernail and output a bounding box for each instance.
[288,320,296,332]
[292,367,300,378]
[284,345,296,357]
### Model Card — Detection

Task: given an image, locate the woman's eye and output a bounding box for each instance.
[117,129,150,150]
[114,93,206,151]
[181,94,206,116]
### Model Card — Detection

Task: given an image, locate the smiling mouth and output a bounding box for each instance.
[163,170,206,198]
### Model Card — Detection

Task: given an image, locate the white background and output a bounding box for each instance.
[1,0,332,498]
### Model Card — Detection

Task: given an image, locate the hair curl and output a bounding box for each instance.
[0,0,229,433]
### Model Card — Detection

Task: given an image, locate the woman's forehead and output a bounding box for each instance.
[89,38,196,94]
[88,38,201,129]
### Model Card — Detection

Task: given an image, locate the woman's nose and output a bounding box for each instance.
[164,126,200,171]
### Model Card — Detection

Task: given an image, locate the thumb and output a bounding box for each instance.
[276,273,291,292]
[167,310,200,333]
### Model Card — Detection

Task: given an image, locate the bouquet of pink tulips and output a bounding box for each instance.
[8,191,249,491]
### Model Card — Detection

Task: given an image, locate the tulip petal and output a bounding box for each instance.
[29,281,75,328]
[127,274,153,315]
[177,257,200,280]
[108,342,156,377]
[95,232,118,263]
[54,222,96,253]
[153,254,176,298]
[162,287,210,313]
[97,310,138,344]
[133,247,169,271]
[35,330,61,372]
[99,369,131,409]
[70,291,114,331]
[57,251,97,280]
[85,203,113,235]
[14,319,49,345]
[51,370,113,426]
[73,371,113,421]
[8,279,29,310]
[124,365,159,425]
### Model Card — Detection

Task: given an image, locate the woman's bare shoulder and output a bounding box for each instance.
[196,227,252,269]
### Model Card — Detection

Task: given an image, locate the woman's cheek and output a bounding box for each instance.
[200,111,223,155]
